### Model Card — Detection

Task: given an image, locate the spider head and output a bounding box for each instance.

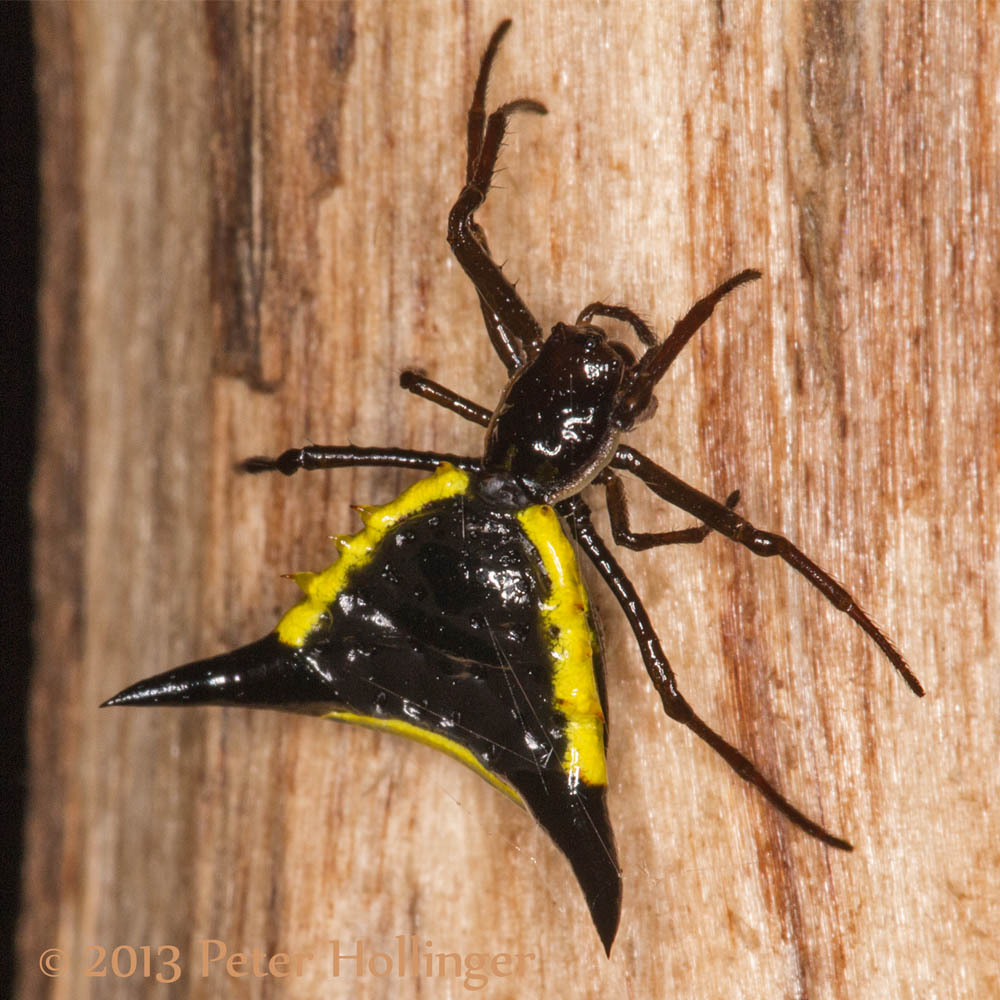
[481,322,656,506]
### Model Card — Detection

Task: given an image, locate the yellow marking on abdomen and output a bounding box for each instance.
[517,504,607,788]
[275,463,470,647]
[324,710,523,806]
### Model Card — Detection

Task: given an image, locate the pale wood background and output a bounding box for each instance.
[23,2,998,997]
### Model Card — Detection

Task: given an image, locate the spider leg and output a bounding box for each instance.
[612,444,923,696]
[399,370,492,427]
[639,270,761,385]
[603,471,740,548]
[559,494,853,851]
[473,248,526,372]
[450,26,547,366]
[466,20,510,184]
[576,303,659,348]
[240,445,480,477]
[463,21,532,372]
[615,271,761,427]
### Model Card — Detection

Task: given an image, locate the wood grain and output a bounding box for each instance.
[24,2,999,997]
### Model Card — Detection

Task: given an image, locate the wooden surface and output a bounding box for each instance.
[24,2,999,997]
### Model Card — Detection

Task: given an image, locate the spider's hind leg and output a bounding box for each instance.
[611,445,923,697]
[603,471,740,549]
[562,494,854,851]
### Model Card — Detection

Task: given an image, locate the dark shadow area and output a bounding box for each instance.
[1,1,40,988]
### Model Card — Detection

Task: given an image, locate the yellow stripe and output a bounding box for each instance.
[323,710,524,806]
[516,505,607,787]
[275,463,471,647]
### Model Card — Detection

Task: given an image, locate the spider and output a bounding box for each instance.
[105,19,922,954]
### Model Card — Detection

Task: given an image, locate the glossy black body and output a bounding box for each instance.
[484,324,626,503]
[109,498,592,751]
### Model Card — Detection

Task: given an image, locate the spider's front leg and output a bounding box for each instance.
[450,20,547,369]
[398,370,491,427]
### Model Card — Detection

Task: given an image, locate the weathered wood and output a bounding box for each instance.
[24,2,999,997]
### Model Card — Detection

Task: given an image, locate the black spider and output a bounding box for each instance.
[105,20,922,954]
